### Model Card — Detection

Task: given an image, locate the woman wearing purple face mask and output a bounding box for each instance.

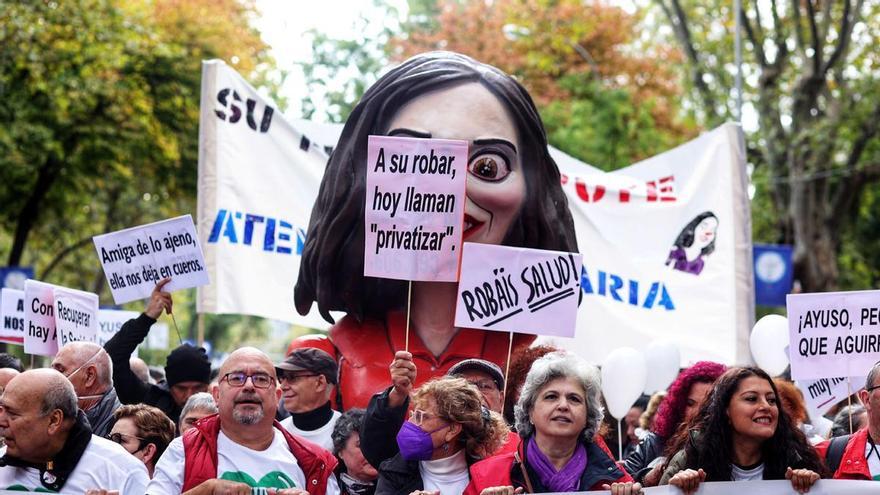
[376,377,509,495]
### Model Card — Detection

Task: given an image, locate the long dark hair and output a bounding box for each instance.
[678,367,826,481]
[294,51,578,323]
[672,211,718,256]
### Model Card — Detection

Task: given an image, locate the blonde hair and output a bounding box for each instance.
[413,377,509,459]
[640,391,666,430]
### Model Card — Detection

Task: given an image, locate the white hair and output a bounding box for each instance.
[514,351,604,442]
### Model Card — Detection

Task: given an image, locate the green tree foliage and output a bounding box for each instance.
[654,0,880,291]
[0,0,270,299]
[299,1,402,122]
[393,0,695,167]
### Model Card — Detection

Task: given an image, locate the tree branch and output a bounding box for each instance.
[741,5,767,67]
[654,0,717,119]
[831,101,880,215]
[791,0,807,53]
[805,0,823,74]
[39,236,96,280]
[822,0,859,75]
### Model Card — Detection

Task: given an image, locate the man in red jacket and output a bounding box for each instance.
[816,361,880,481]
[147,347,339,495]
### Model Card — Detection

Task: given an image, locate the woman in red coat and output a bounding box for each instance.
[290,51,578,409]
[465,352,641,494]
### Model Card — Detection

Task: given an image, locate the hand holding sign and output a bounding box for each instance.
[388,350,416,408]
[145,278,173,319]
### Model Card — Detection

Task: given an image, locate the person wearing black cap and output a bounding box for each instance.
[104,278,211,424]
[277,348,341,450]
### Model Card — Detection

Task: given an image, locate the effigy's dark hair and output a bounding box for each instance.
[672,211,717,256]
[677,366,827,481]
[294,51,578,322]
[652,361,726,439]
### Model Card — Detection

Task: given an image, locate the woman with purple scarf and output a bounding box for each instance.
[464,352,641,494]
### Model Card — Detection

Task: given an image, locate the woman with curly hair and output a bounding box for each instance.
[465,352,640,494]
[659,367,826,494]
[377,376,509,495]
[623,361,725,485]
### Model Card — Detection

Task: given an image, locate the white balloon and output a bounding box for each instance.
[601,347,648,419]
[750,314,790,376]
[643,340,681,394]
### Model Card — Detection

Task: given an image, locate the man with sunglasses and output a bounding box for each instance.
[52,342,120,437]
[817,360,880,481]
[0,369,149,493]
[148,347,339,494]
[277,348,341,450]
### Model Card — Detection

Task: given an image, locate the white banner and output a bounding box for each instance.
[579,479,875,494]
[53,286,98,346]
[23,280,59,356]
[0,288,25,345]
[196,60,330,327]
[197,63,753,361]
[543,124,753,365]
[93,215,209,305]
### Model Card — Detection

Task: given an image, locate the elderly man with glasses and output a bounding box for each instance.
[817,360,880,481]
[51,341,121,437]
[277,348,341,451]
[148,347,339,495]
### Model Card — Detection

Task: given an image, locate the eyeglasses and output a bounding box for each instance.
[867,384,880,393]
[107,432,145,445]
[409,409,441,426]
[221,372,275,389]
[278,373,319,383]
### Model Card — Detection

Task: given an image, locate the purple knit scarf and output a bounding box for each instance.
[526,436,587,493]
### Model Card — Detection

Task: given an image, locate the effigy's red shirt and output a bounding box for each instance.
[289,311,534,409]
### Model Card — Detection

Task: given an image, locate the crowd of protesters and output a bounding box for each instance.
[0,279,877,494]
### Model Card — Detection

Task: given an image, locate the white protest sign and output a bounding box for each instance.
[53,287,98,347]
[364,135,467,282]
[23,280,59,356]
[97,309,139,347]
[797,375,865,417]
[145,322,170,350]
[579,479,877,495]
[787,289,880,380]
[454,243,582,336]
[0,288,25,345]
[97,309,139,358]
[93,215,209,305]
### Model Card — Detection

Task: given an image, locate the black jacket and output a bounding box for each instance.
[361,387,408,470]
[375,454,422,495]
[103,313,181,423]
[622,431,666,483]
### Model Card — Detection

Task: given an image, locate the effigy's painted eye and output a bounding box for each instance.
[468,154,510,181]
